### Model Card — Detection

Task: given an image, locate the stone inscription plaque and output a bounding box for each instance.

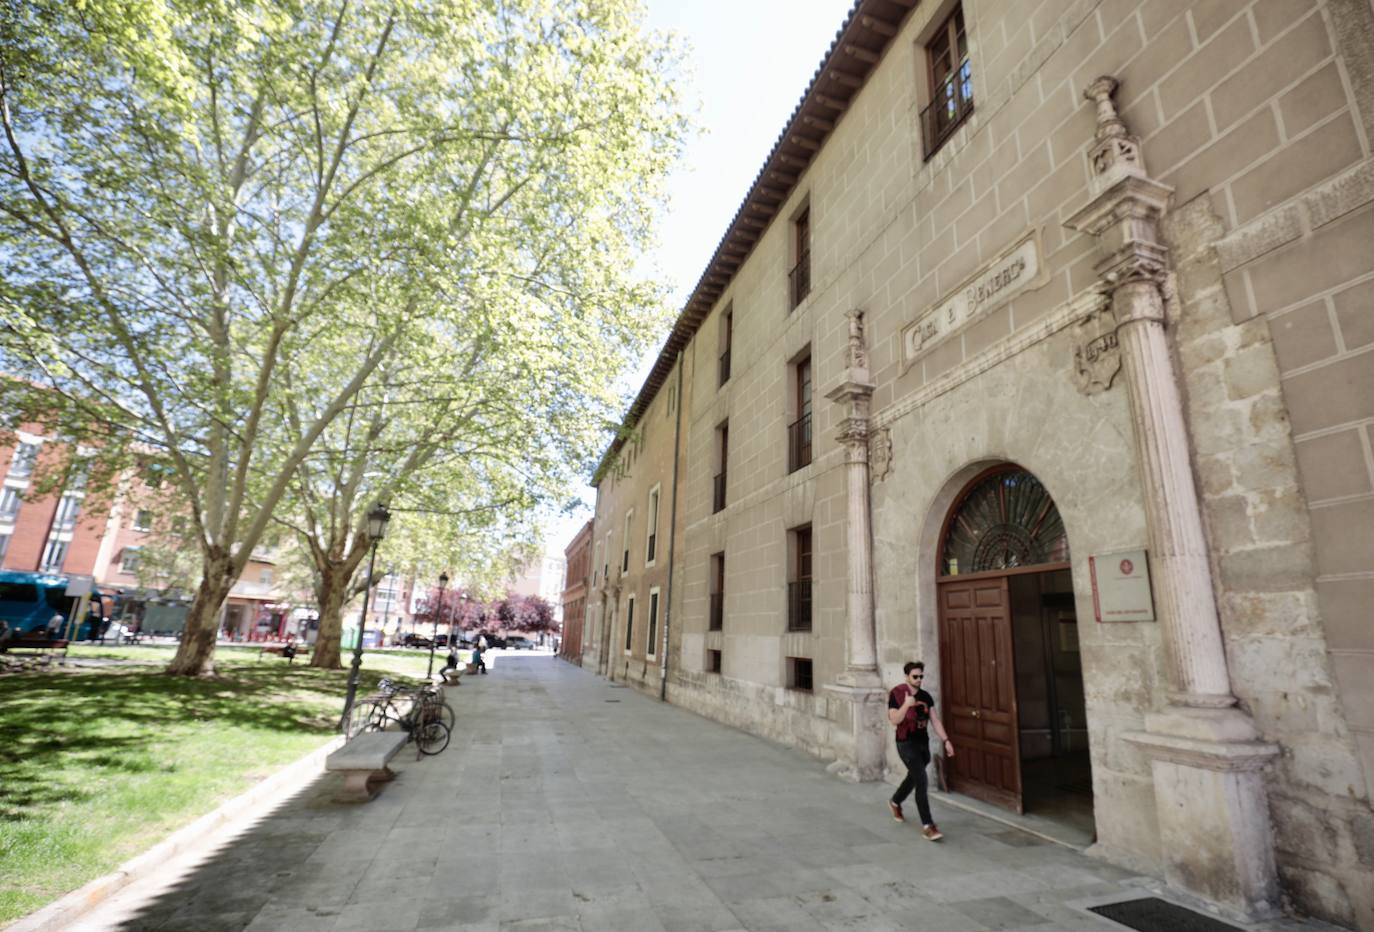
[902,229,1046,368]
[1088,548,1155,623]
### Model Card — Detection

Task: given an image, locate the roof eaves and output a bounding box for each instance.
[592,0,916,486]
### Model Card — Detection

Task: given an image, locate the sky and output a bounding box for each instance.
[542,0,856,555]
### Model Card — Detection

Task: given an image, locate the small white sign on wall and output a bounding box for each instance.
[900,228,1047,368]
[1088,549,1155,623]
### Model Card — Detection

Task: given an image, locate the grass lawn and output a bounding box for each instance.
[0,643,441,924]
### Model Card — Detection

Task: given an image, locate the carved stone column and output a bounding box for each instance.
[1065,77,1280,920]
[823,310,887,782]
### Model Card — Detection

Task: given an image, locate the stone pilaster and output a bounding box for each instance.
[1065,76,1280,921]
[823,309,886,782]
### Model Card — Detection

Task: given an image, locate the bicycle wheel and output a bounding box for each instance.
[363,702,393,733]
[425,698,455,731]
[415,719,451,755]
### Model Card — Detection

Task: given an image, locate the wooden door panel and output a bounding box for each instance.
[939,577,1023,812]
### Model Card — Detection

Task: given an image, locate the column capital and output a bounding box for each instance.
[825,376,875,406]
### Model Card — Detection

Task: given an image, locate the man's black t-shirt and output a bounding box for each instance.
[888,683,935,743]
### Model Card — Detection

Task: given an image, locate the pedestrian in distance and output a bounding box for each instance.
[887,660,954,841]
[472,643,487,675]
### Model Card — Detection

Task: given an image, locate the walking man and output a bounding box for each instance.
[888,661,954,840]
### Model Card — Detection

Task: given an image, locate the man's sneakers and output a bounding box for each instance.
[887,800,904,822]
[921,824,944,842]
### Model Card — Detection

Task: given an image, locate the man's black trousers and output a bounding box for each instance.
[892,738,934,826]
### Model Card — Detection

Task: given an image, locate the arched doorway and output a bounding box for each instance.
[937,464,1092,829]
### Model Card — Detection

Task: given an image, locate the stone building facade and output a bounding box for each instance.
[586,350,692,690]
[583,0,1374,926]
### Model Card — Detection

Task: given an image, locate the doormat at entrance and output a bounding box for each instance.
[1088,898,1241,931]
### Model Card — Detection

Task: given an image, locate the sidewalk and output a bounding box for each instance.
[65,657,1329,932]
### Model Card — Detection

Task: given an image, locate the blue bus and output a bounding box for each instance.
[0,570,108,640]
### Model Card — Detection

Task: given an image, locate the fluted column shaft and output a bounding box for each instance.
[1112,280,1234,706]
[842,416,878,675]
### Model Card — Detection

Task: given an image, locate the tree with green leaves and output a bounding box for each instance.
[275,279,634,669]
[0,0,685,674]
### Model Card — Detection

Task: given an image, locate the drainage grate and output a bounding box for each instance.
[1089,898,1241,932]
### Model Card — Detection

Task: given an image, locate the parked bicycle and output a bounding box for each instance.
[345,677,452,756]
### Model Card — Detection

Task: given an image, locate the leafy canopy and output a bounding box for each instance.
[0,0,686,586]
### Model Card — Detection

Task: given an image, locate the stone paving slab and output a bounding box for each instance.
[61,657,1338,932]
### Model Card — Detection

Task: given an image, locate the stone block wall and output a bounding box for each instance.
[588,0,1374,923]
[1166,195,1373,927]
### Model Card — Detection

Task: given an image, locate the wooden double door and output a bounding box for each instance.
[939,575,1022,812]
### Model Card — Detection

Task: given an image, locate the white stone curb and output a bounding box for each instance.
[8,734,346,932]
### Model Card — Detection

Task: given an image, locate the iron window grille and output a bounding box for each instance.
[789,249,811,309]
[787,580,813,632]
[788,412,812,473]
[789,657,814,692]
[921,6,973,160]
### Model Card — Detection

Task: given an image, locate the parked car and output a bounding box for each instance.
[402,633,433,649]
[506,637,536,650]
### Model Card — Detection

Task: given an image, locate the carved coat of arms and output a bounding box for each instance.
[1072,299,1122,396]
[869,427,893,481]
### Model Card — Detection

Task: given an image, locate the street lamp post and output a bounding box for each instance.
[377,568,394,647]
[427,572,449,679]
[338,503,391,733]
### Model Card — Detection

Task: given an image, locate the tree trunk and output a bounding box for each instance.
[166,551,236,676]
[309,564,352,670]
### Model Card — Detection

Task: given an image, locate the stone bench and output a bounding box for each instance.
[0,637,70,668]
[325,731,407,802]
[258,643,306,663]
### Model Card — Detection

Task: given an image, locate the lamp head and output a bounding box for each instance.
[365,502,391,542]
[439,572,450,587]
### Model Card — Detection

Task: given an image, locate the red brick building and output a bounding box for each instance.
[558,519,592,664]
[0,428,292,637]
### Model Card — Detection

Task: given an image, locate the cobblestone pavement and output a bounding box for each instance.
[70,656,1331,931]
